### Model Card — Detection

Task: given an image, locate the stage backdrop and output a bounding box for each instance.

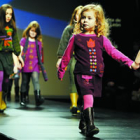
[0,0,139,98]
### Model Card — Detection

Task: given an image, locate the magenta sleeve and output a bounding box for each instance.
[58,35,75,79]
[103,36,133,67]
[20,37,26,47]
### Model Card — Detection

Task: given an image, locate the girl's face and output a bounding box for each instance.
[29,27,37,38]
[80,10,96,34]
[5,8,12,23]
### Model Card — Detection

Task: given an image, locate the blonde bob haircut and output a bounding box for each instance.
[74,4,110,37]
[22,21,42,42]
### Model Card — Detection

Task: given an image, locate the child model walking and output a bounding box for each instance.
[20,21,45,107]
[56,5,83,115]
[0,4,24,112]
[58,4,139,137]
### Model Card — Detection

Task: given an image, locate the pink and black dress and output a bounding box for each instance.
[58,33,133,97]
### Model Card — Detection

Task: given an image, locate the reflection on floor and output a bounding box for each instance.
[0,96,140,140]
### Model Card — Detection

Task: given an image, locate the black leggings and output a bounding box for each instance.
[2,72,9,93]
[8,78,19,94]
[21,72,40,92]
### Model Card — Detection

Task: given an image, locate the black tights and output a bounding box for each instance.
[2,72,9,93]
[8,78,19,90]
[21,72,40,92]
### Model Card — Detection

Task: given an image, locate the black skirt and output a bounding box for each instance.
[74,74,102,97]
[0,52,14,75]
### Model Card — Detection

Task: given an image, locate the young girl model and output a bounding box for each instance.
[58,4,140,137]
[20,21,45,107]
[0,4,24,112]
[56,5,83,115]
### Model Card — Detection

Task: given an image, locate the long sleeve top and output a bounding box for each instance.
[0,25,21,56]
[58,33,133,79]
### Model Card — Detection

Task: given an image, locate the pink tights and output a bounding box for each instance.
[83,94,94,110]
[0,71,4,91]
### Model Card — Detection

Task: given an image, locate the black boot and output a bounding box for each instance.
[2,91,7,104]
[34,90,44,106]
[7,90,11,101]
[20,92,26,106]
[79,106,87,134]
[84,107,99,137]
[15,86,19,102]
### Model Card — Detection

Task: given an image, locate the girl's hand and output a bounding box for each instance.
[130,62,140,70]
[13,66,18,74]
[56,58,62,68]
[18,56,24,67]
[17,62,22,70]
[58,77,63,81]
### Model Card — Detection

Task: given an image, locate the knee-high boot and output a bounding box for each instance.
[20,92,26,106]
[79,106,87,134]
[83,107,99,137]
[0,91,7,112]
[15,86,19,102]
[34,90,44,106]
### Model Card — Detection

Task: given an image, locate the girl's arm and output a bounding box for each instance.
[58,35,75,80]
[57,25,73,58]
[103,36,139,70]
[39,41,43,61]
[12,32,21,56]
[103,36,133,67]
[56,58,62,68]
[12,53,19,73]
[17,46,24,68]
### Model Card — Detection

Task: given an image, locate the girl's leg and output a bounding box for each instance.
[2,73,10,93]
[69,57,79,115]
[0,71,4,112]
[25,84,30,103]
[0,72,9,112]
[7,79,13,101]
[83,94,93,110]
[83,94,99,137]
[20,72,31,106]
[31,72,40,91]
[79,94,93,134]
[14,77,20,102]
[31,72,44,106]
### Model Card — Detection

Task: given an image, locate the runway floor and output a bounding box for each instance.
[0,96,140,140]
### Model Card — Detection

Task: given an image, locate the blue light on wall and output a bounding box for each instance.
[14,9,68,39]
[0,0,68,39]
[0,0,12,5]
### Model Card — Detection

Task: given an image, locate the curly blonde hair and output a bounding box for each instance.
[22,21,42,42]
[74,4,110,37]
